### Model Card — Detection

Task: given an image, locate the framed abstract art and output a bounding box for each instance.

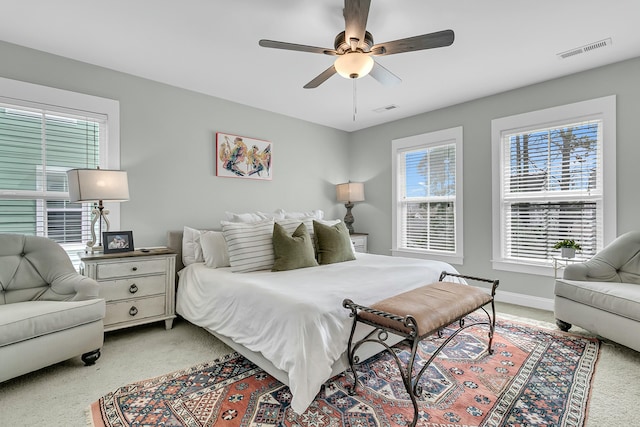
[216,132,272,180]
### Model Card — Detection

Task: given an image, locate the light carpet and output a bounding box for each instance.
[88,315,599,427]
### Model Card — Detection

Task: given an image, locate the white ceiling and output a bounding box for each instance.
[1,1,639,132]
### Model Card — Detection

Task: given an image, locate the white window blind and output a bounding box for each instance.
[399,144,456,252]
[392,126,463,263]
[0,102,105,265]
[502,120,602,261]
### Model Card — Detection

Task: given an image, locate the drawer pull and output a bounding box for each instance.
[132,266,138,272]
[129,284,138,294]
[129,306,138,316]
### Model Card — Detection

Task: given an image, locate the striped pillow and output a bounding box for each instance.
[221,219,275,273]
[276,217,314,235]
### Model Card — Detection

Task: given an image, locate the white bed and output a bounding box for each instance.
[169,229,460,414]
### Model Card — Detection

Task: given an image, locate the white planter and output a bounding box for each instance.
[561,247,576,259]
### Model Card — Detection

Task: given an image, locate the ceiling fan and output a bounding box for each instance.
[258,0,455,89]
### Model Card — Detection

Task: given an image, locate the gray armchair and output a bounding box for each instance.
[554,231,640,352]
[0,234,106,382]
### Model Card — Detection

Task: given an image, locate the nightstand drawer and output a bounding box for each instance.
[353,243,366,252]
[99,275,166,302]
[350,233,368,253]
[105,295,166,326]
[97,258,166,279]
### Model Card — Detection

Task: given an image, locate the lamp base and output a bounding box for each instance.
[343,202,355,234]
[85,244,103,254]
[86,202,110,252]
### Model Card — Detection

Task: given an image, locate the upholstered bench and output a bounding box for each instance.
[343,271,499,427]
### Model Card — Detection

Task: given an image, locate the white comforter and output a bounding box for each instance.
[176,253,458,414]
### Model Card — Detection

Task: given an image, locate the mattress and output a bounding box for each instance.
[176,252,459,413]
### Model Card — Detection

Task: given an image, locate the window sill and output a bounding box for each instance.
[492,259,555,277]
[392,249,463,266]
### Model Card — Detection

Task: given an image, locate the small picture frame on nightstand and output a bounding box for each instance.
[103,231,134,254]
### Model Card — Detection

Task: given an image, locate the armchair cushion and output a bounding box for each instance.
[0,299,105,347]
[555,279,640,322]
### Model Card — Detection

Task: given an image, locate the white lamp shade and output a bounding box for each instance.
[336,182,365,203]
[334,52,374,79]
[67,169,130,202]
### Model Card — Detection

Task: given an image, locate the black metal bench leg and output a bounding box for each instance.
[405,337,421,427]
[345,308,359,395]
[485,299,497,354]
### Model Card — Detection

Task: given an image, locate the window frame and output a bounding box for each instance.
[491,95,616,276]
[0,76,121,260]
[391,126,464,264]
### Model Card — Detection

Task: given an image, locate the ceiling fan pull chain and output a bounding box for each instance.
[353,78,357,121]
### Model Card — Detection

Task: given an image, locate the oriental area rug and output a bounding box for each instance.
[88,316,599,427]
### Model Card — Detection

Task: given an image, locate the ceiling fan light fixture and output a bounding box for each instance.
[334,52,374,79]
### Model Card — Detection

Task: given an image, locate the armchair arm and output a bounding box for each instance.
[562,263,591,281]
[563,258,621,282]
[50,272,100,301]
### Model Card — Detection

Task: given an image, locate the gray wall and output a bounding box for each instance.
[2,39,639,304]
[350,57,640,302]
[0,40,351,246]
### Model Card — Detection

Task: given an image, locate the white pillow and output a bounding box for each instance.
[182,226,205,266]
[224,211,265,223]
[258,210,286,220]
[199,231,231,268]
[221,219,275,273]
[283,209,324,220]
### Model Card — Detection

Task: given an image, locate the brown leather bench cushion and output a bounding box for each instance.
[359,281,493,337]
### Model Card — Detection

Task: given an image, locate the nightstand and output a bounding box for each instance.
[80,248,177,332]
[350,233,368,253]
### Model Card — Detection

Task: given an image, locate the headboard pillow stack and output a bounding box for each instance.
[181,209,354,274]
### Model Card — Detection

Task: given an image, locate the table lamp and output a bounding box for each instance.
[67,168,129,252]
[336,181,365,234]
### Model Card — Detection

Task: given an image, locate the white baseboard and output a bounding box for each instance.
[495,290,555,312]
[475,286,555,312]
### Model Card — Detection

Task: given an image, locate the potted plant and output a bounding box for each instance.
[554,239,582,259]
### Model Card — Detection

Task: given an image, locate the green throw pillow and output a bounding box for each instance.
[313,220,356,265]
[272,222,318,271]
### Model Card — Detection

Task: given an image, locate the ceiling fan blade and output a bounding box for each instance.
[371,29,455,56]
[369,61,402,86]
[303,65,337,89]
[343,0,371,50]
[259,39,337,56]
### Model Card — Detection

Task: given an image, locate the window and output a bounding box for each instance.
[392,126,463,264]
[491,96,616,275]
[0,77,120,267]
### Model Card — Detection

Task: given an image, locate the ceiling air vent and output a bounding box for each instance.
[557,38,612,59]
[374,104,399,113]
